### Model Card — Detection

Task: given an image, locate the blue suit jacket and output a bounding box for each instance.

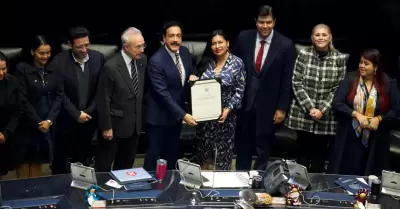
[233,29,295,135]
[145,45,192,126]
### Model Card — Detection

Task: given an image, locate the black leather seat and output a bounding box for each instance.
[390,130,400,172]
[0,47,23,75]
[60,44,118,60]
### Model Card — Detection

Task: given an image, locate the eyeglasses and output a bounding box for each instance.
[135,43,147,50]
[75,43,90,50]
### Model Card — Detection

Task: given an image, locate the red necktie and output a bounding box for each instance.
[255,40,266,73]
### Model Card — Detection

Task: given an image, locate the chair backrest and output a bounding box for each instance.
[181,41,208,66]
[294,44,309,55]
[61,44,118,60]
[0,47,23,75]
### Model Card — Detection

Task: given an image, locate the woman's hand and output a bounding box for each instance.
[368,117,380,130]
[309,108,323,120]
[218,108,230,124]
[356,113,370,128]
[189,75,199,81]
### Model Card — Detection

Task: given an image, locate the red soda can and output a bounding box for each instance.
[156,159,167,182]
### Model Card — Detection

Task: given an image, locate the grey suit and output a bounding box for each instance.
[96,51,147,171]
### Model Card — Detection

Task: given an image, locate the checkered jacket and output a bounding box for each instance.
[285,47,348,135]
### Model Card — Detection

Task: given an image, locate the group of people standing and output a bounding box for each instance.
[0,4,399,179]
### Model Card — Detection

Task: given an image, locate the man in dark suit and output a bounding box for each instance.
[233,5,295,170]
[144,21,197,171]
[95,27,147,172]
[49,27,105,174]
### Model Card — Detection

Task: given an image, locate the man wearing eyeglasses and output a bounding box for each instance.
[95,27,147,171]
[48,26,105,174]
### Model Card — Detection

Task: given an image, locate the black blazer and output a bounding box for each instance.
[14,62,64,127]
[233,30,296,135]
[97,52,147,138]
[0,75,20,140]
[47,50,105,131]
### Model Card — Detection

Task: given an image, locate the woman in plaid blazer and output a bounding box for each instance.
[285,24,348,173]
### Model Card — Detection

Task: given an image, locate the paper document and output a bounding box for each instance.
[201,172,251,188]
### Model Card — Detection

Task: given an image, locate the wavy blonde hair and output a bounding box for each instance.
[311,24,334,50]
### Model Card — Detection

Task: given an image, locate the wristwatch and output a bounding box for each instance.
[46,120,53,126]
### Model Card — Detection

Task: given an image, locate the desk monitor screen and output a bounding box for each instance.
[70,163,97,189]
[382,170,400,190]
[177,160,203,184]
[0,195,72,209]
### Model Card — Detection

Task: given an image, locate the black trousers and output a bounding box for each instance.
[236,108,275,171]
[296,131,333,173]
[95,132,138,172]
[52,121,96,174]
[143,122,182,171]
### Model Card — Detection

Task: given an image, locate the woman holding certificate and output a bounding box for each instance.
[191,30,246,170]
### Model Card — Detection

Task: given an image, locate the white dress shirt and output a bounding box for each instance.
[254,30,274,70]
[72,52,89,72]
[165,45,186,86]
[121,50,137,78]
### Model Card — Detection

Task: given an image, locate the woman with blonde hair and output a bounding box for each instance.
[285,24,349,173]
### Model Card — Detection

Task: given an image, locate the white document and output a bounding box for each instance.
[191,79,222,122]
[201,172,251,188]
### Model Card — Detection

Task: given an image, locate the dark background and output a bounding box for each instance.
[2,0,399,78]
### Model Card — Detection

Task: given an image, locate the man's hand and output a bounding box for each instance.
[218,108,230,124]
[184,114,198,126]
[77,111,92,123]
[273,109,286,124]
[189,75,199,81]
[38,120,51,133]
[103,129,113,140]
[309,108,323,120]
[0,132,5,144]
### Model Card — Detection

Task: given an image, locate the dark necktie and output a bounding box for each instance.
[255,40,266,73]
[175,53,183,85]
[130,60,139,96]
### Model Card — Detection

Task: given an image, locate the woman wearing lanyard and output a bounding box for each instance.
[14,35,64,178]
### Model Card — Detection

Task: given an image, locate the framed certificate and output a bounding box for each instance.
[190,78,222,122]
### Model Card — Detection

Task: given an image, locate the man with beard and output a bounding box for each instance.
[144,21,197,171]
[49,26,105,174]
[233,5,295,170]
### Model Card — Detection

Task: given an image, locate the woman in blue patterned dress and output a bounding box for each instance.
[191,30,246,170]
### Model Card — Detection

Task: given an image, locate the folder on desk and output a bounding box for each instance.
[334,177,370,195]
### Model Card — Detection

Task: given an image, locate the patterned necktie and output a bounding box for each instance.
[175,53,183,85]
[255,40,266,73]
[130,60,139,96]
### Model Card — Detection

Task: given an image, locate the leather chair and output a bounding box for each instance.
[181,41,208,66]
[390,130,400,172]
[389,57,400,171]
[61,44,118,60]
[0,47,23,75]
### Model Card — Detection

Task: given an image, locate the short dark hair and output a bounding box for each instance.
[30,35,50,51]
[256,5,275,19]
[163,21,183,36]
[0,51,8,65]
[68,26,90,44]
[0,51,8,66]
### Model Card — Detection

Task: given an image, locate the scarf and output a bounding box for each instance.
[352,77,377,147]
